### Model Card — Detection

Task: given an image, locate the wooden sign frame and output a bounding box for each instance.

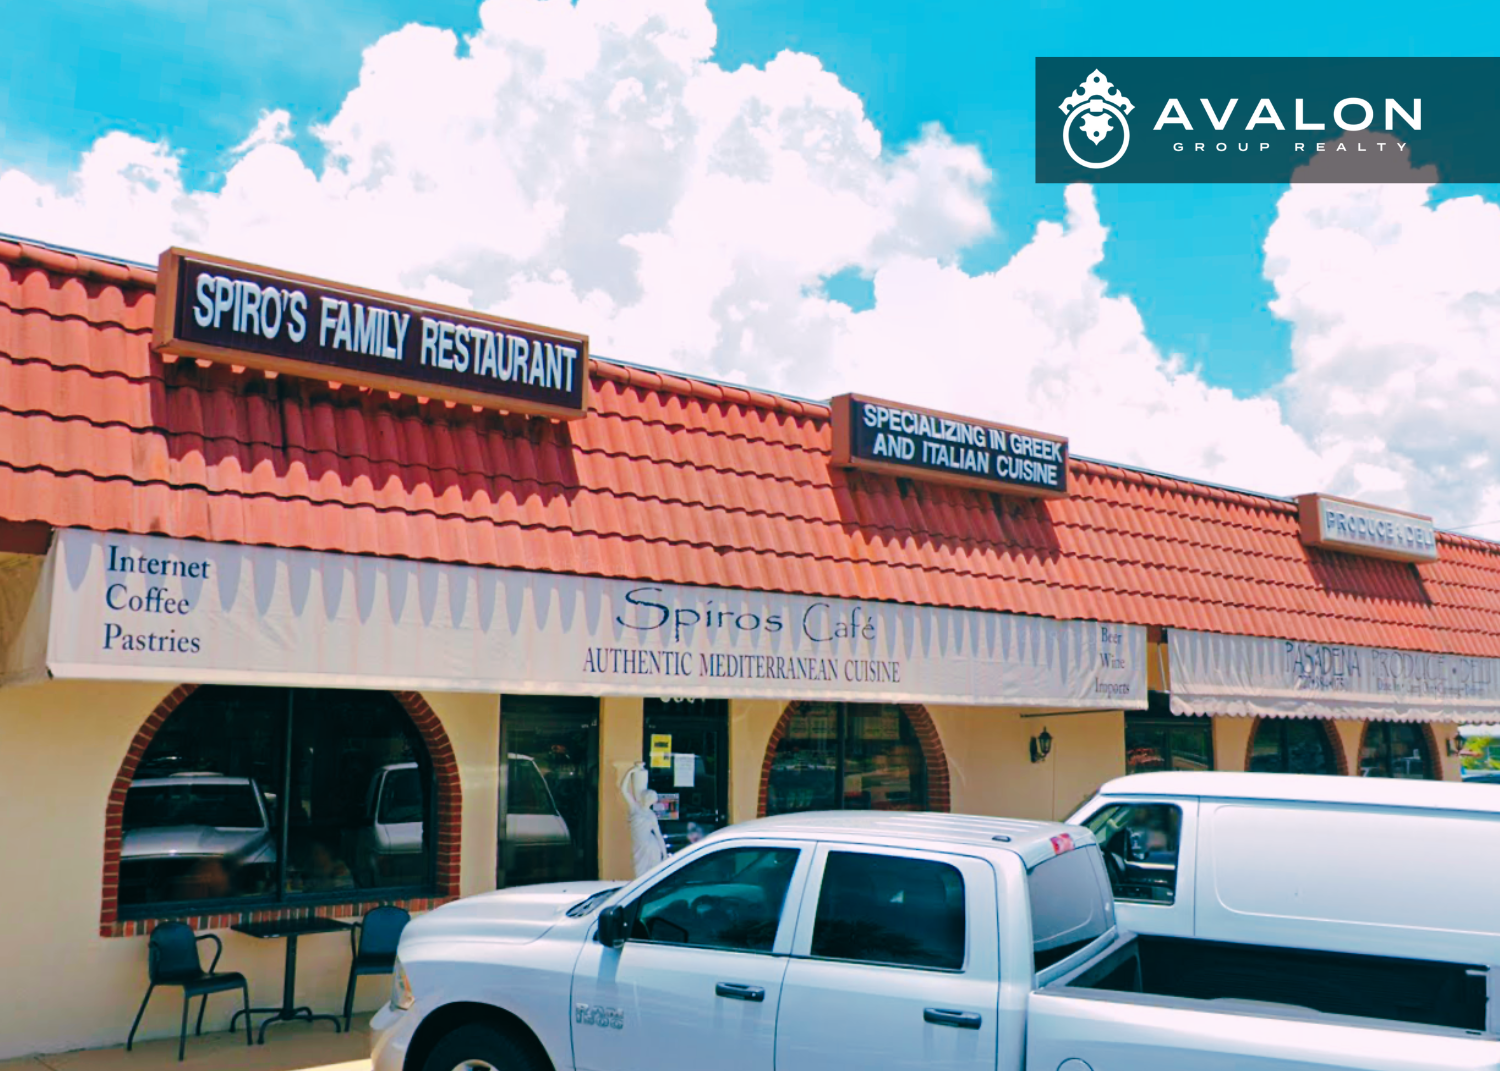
[153,247,591,419]
[831,392,1070,498]
[1296,493,1439,563]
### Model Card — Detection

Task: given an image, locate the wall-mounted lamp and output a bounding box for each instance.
[1030,727,1053,764]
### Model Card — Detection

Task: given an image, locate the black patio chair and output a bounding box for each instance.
[127,921,251,1061]
[343,905,411,1030]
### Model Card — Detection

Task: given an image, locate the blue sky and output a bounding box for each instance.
[0,0,1495,400]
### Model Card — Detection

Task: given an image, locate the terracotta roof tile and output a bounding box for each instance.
[7,239,1500,653]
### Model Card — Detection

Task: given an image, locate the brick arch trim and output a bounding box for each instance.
[1355,719,1443,780]
[100,685,462,937]
[1243,716,1349,776]
[757,702,950,818]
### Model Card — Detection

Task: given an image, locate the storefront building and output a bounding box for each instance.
[1,238,1497,1057]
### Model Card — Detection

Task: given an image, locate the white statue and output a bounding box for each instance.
[620,761,669,878]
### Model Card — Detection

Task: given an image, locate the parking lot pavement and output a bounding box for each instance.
[0,1014,373,1071]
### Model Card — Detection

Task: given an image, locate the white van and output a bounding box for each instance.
[1069,771,1500,1031]
[357,756,572,886]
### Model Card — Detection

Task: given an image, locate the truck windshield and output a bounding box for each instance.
[507,757,556,816]
[124,783,264,830]
[378,767,425,824]
[1029,845,1113,970]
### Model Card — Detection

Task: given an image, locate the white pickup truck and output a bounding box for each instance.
[370,812,1499,1071]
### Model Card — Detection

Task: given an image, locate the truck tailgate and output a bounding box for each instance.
[1026,988,1500,1071]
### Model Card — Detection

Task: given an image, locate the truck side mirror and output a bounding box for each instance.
[596,905,627,949]
[1127,829,1148,863]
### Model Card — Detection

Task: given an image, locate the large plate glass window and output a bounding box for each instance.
[1248,718,1338,775]
[1360,721,1436,779]
[120,686,434,914]
[766,703,927,815]
[642,698,729,853]
[1125,702,1214,774]
[499,695,600,888]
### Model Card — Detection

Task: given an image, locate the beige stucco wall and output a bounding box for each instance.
[597,696,644,882]
[1212,716,1253,772]
[730,699,784,823]
[1432,722,1461,780]
[0,680,499,1060]
[932,707,1125,820]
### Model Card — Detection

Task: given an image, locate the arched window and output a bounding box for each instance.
[1359,721,1437,780]
[119,686,436,914]
[765,703,929,816]
[1248,718,1339,775]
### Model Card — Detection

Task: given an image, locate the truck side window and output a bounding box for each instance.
[1082,803,1181,905]
[1029,847,1113,970]
[809,852,965,971]
[629,846,799,952]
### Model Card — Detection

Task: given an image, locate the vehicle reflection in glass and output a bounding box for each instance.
[119,775,275,905]
[354,762,431,888]
[503,753,573,885]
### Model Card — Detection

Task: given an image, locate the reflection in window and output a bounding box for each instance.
[119,686,434,913]
[810,852,965,970]
[631,847,800,952]
[500,696,599,888]
[1249,719,1338,775]
[1125,713,1214,774]
[766,704,928,816]
[1361,722,1435,780]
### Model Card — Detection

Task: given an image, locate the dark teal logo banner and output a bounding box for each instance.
[1036,58,1500,183]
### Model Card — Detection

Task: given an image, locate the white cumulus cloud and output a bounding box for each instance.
[1266,134,1500,527]
[8,0,1495,528]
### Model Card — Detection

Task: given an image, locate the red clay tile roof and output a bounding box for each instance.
[5,236,1500,656]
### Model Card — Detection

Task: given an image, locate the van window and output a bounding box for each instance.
[1030,846,1113,969]
[1083,803,1182,904]
[809,852,966,970]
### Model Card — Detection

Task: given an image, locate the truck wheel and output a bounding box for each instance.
[420,1022,544,1071]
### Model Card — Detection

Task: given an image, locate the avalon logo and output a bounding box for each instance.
[1060,69,1135,169]
[1038,58,1500,184]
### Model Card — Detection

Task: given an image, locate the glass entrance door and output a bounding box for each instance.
[642,698,729,853]
[499,695,600,888]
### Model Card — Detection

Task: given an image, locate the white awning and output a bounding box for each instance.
[1,528,1149,709]
[1169,628,1500,723]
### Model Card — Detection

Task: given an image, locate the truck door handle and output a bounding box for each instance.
[924,1008,982,1029]
[716,983,766,1002]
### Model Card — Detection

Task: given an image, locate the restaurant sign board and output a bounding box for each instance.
[1296,493,1437,563]
[831,394,1069,497]
[153,248,590,418]
[17,529,1145,709]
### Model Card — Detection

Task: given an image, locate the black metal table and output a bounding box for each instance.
[230,916,351,1043]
